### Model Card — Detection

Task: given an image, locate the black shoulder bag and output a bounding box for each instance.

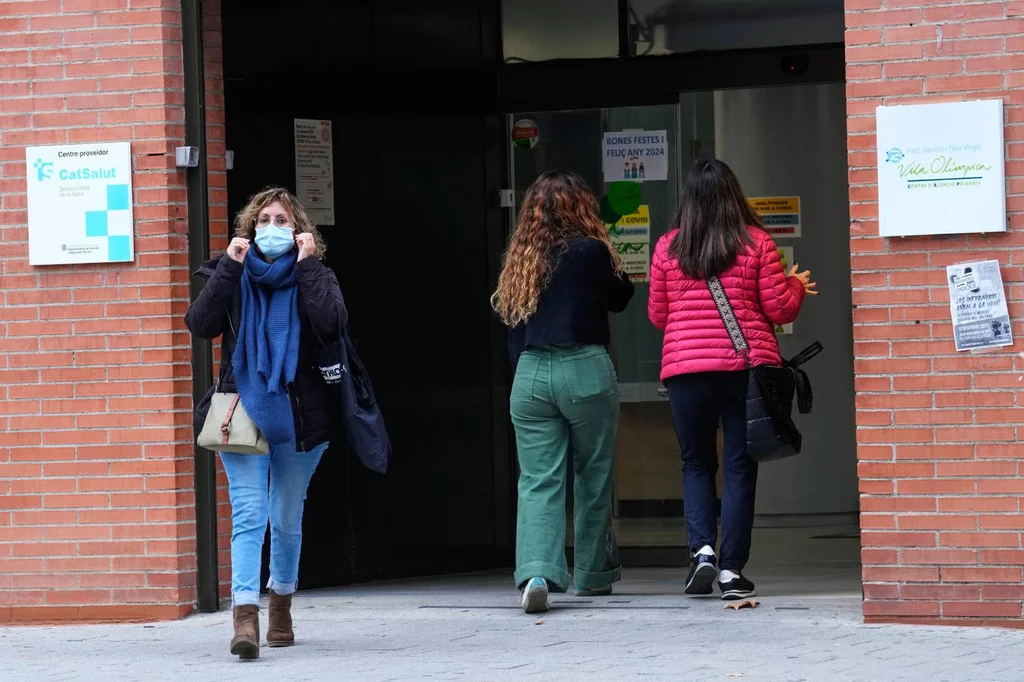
[707,276,823,462]
[309,300,391,474]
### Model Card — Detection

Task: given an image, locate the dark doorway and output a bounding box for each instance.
[204,0,850,603]
[218,0,514,596]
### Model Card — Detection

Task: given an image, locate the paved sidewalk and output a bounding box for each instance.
[2,567,1023,682]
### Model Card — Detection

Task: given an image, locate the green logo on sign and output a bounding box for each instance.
[607,181,642,216]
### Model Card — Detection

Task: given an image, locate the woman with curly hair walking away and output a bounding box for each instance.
[492,170,635,613]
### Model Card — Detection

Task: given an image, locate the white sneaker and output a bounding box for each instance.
[521,577,550,614]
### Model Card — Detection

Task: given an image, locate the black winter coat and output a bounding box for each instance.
[186,254,348,452]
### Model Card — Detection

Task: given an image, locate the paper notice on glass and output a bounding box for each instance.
[293,119,335,226]
[775,247,794,335]
[749,196,801,238]
[602,130,668,183]
[606,205,651,283]
[946,260,1013,352]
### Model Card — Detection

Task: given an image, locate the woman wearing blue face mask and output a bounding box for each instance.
[186,187,346,660]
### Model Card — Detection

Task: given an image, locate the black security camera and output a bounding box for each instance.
[781,54,810,76]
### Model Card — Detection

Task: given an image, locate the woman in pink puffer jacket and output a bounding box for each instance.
[648,159,816,601]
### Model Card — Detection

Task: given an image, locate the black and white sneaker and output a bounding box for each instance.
[719,574,757,601]
[684,551,718,595]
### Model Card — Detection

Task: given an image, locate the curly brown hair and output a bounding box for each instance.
[233,186,327,260]
[491,170,622,327]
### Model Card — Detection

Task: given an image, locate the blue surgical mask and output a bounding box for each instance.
[254,225,295,258]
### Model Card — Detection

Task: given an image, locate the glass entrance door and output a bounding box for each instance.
[508,103,694,553]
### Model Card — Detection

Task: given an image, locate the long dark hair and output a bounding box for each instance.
[669,159,762,279]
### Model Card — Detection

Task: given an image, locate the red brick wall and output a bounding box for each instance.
[847,0,1024,625]
[0,0,225,622]
[197,0,235,601]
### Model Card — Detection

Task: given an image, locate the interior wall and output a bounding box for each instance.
[713,83,857,519]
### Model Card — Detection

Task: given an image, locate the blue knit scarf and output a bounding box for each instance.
[232,248,300,445]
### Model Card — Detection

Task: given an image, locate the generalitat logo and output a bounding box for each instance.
[885,148,904,164]
[34,159,54,181]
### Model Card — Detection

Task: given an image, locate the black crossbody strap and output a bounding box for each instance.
[707,275,751,359]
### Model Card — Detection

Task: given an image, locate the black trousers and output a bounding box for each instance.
[666,370,757,571]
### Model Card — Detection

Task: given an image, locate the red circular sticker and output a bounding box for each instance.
[512,119,539,149]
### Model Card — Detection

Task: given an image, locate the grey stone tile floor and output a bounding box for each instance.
[2,529,1022,681]
[2,570,1023,681]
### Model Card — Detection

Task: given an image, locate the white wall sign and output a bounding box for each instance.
[876,99,1005,238]
[946,260,1013,352]
[26,142,134,266]
[602,130,668,183]
[294,119,335,226]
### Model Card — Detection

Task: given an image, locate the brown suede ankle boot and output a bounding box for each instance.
[230,604,260,659]
[266,590,294,648]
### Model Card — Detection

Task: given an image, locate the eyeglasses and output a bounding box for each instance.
[255,216,293,228]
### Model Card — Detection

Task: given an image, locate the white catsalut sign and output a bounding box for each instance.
[26,142,134,266]
[946,260,1013,352]
[294,119,335,226]
[876,99,1006,238]
[602,130,668,183]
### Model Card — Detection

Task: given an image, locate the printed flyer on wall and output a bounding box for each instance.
[294,119,335,225]
[946,260,1013,352]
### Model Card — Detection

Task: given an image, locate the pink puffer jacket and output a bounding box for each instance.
[648,227,805,380]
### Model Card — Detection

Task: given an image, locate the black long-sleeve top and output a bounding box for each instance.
[508,237,635,361]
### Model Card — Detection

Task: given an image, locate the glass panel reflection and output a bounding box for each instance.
[502,0,620,62]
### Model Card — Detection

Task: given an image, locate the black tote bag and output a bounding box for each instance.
[313,325,391,474]
[706,276,822,463]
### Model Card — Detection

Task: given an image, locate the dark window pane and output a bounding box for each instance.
[629,0,843,55]
[502,0,620,62]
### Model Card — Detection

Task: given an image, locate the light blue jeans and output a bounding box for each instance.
[219,441,328,607]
